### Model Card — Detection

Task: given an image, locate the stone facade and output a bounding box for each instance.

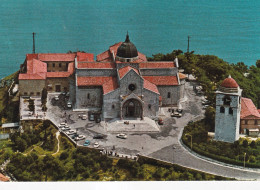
[46,78,70,92]
[215,93,241,143]
[19,79,45,96]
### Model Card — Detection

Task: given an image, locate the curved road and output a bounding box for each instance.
[148,82,260,180]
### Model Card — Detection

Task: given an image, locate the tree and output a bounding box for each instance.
[41,87,48,111]
[242,139,248,148]
[28,98,35,114]
[256,60,260,68]
[250,140,256,148]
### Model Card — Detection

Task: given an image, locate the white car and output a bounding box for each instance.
[81,115,87,120]
[54,95,59,100]
[116,133,127,139]
[89,114,95,121]
[93,142,100,148]
[59,123,67,128]
[75,135,85,141]
[61,126,70,131]
[67,102,72,108]
[66,130,76,135]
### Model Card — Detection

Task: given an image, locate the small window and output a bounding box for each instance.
[24,92,28,95]
[112,105,115,109]
[53,63,55,67]
[255,120,258,125]
[148,104,151,109]
[127,59,130,62]
[87,93,90,99]
[229,108,233,115]
[30,92,34,96]
[167,92,171,98]
[220,106,225,113]
[66,63,69,68]
[37,92,40,96]
[223,96,231,106]
[245,120,248,125]
[59,63,62,67]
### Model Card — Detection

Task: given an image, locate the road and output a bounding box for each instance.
[148,82,260,180]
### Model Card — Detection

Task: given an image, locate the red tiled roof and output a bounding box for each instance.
[241,98,260,119]
[138,52,147,62]
[109,42,122,56]
[139,62,175,69]
[77,76,118,94]
[143,76,179,86]
[143,79,159,94]
[77,62,115,69]
[179,73,187,79]
[103,77,118,94]
[221,76,239,88]
[77,52,94,62]
[46,72,71,78]
[19,73,45,80]
[118,66,139,78]
[96,50,112,62]
[77,76,113,86]
[38,53,76,62]
[0,173,9,182]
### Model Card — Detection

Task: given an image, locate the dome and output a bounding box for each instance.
[116,33,138,59]
[221,76,239,88]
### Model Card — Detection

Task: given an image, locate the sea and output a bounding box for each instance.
[0,0,260,79]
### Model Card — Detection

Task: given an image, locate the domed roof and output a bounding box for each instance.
[221,75,239,88]
[116,33,138,58]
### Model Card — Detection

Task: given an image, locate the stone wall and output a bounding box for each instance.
[119,70,144,96]
[19,79,45,96]
[142,89,159,117]
[76,69,116,77]
[140,68,178,76]
[215,94,240,143]
[46,78,69,92]
[240,119,260,134]
[75,86,102,109]
[46,62,70,72]
[157,85,180,106]
[103,89,120,119]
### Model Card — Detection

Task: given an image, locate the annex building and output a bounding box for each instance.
[19,34,186,120]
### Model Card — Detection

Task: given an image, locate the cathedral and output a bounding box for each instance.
[19,34,186,120]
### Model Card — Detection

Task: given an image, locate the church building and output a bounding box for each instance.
[19,33,186,121]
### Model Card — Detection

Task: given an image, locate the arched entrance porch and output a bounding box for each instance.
[122,98,143,119]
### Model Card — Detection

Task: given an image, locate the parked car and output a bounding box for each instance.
[171,112,182,118]
[93,134,104,139]
[116,133,127,139]
[81,115,87,120]
[59,123,67,128]
[89,114,95,121]
[93,142,99,148]
[54,95,59,100]
[158,118,163,125]
[66,130,76,135]
[176,109,183,113]
[75,135,85,141]
[71,134,79,139]
[67,102,72,108]
[83,140,90,146]
[61,126,70,131]
[95,117,101,123]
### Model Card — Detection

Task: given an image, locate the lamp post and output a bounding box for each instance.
[244,153,246,168]
[185,134,192,150]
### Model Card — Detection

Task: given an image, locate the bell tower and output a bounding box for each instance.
[215,76,242,143]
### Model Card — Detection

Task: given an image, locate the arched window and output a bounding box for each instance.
[112,105,115,109]
[223,96,231,106]
[229,108,233,115]
[148,104,151,109]
[167,92,171,98]
[220,106,225,113]
[87,93,90,99]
